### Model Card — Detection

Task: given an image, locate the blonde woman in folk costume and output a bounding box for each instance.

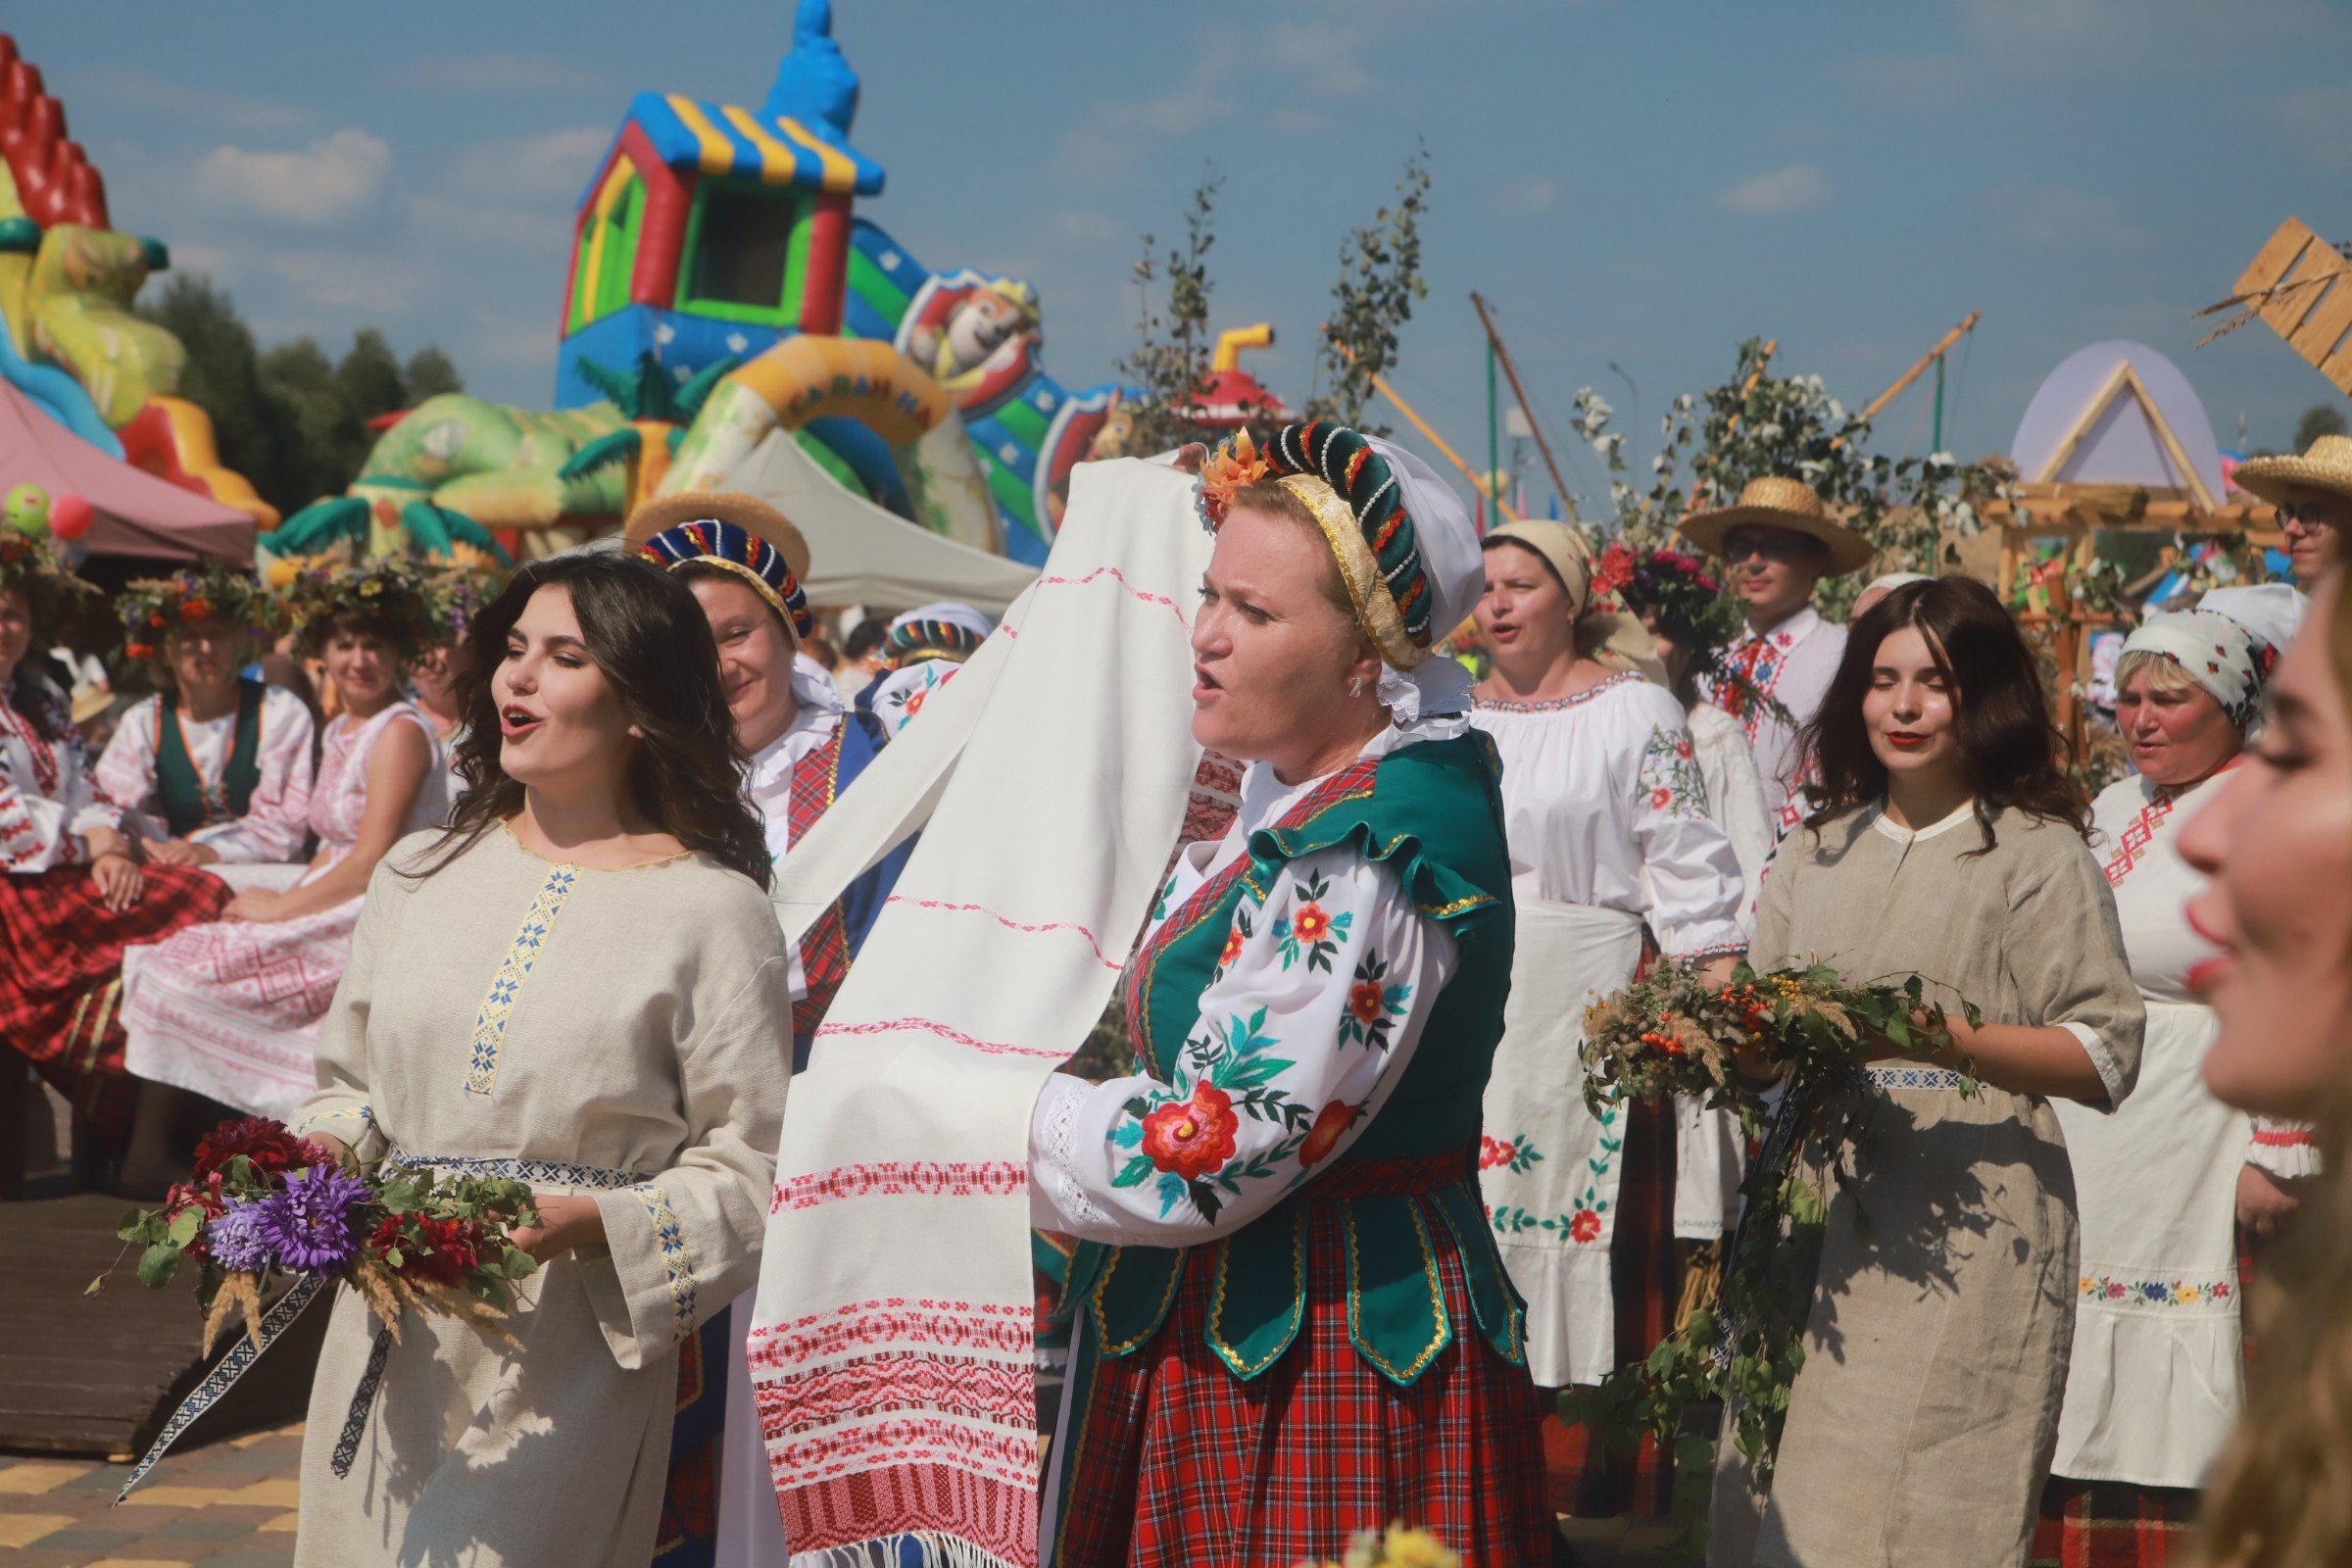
[287,552,793,1567]
[862,599,992,745]
[628,492,910,1568]
[1467,518,1749,1516]
[1710,577,2144,1568]
[1029,424,1549,1565]
[2033,586,2306,1567]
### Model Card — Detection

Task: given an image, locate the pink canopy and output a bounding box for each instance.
[0,377,255,564]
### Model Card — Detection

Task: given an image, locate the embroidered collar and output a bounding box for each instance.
[1738,604,1824,653]
[1471,668,1644,713]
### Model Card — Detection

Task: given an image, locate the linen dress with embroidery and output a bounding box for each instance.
[94,684,317,867]
[1468,670,1747,1391]
[288,828,793,1568]
[1701,606,1846,833]
[121,703,447,1119]
[1708,803,2145,1568]
[0,674,230,1142]
[2044,770,2253,1497]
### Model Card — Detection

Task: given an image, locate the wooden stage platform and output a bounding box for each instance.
[0,1195,322,1462]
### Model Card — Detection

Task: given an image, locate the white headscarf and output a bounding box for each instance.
[2120,583,2303,733]
[1365,437,1483,727]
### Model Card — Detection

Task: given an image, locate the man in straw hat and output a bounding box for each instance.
[2231,429,2350,586]
[624,489,912,1568]
[1679,475,1875,831]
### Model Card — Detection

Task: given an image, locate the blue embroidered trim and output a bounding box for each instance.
[633,1183,698,1344]
[329,1324,396,1478]
[119,1274,331,1500]
[466,864,579,1095]
[1866,1065,1974,1092]
[386,1149,648,1190]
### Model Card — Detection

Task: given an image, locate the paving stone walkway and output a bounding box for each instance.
[0,1424,298,1566]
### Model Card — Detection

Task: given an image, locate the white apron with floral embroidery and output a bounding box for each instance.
[1479,897,1645,1390]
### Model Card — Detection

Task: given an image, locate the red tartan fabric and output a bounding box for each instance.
[0,862,230,1146]
[1052,1174,1551,1568]
[1544,1093,1682,1518]
[789,729,850,1040]
[2032,1478,2198,1567]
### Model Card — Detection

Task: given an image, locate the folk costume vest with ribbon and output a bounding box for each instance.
[155,680,266,838]
[1061,732,1528,1387]
[786,714,873,1051]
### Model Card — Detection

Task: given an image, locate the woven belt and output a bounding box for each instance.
[1303,1145,1475,1200]
[384,1148,650,1189]
[1865,1063,1975,1092]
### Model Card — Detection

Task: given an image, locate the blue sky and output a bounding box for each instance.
[23,0,2352,514]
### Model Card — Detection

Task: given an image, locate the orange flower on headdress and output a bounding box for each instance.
[1196,429,1271,530]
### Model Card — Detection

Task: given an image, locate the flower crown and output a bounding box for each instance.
[119,560,273,661]
[276,556,440,649]
[0,532,96,620]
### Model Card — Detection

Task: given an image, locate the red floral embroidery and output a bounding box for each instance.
[1348,981,1386,1025]
[1568,1208,1603,1244]
[905,688,928,716]
[1298,1101,1353,1167]
[1649,787,1673,809]
[1292,902,1333,945]
[1478,1135,1513,1170]
[1140,1084,1239,1181]
[1218,925,1245,969]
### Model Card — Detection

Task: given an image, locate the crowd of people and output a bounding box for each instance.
[0,418,2346,1567]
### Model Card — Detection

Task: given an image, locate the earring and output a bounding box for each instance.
[1348,676,1364,698]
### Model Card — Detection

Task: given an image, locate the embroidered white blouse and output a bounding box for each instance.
[89,687,317,863]
[1028,724,1461,1247]
[868,658,957,744]
[1702,604,1847,832]
[0,679,110,874]
[1469,670,1747,957]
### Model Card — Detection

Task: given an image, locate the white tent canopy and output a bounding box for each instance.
[722,429,1040,615]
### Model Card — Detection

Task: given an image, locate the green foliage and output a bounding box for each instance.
[1309,144,1432,433]
[1573,339,2018,619]
[1115,171,1226,455]
[2293,403,2346,453]
[136,272,466,517]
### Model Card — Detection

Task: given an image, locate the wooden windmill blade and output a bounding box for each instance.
[2209,218,2352,395]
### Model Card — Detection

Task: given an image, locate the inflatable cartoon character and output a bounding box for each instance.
[896,271,1040,413]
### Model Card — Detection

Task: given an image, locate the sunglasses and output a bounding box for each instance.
[2275,500,2341,531]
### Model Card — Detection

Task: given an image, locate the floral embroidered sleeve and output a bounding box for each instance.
[1029,844,1457,1246]
[1631,708,1747,959]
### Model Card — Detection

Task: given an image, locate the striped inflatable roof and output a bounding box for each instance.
[625,91,884,196]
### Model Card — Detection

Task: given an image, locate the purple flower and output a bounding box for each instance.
[254,1165,368,1274]
[204,1204,276,1273]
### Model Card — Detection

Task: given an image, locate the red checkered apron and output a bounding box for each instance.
[789,729,850,1041]
[1051,1148,1552,1568]
[0,862,231,1146]
[2032,1478,2198,1567]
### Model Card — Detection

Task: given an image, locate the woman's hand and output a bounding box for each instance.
[149,839,220,867]
[90,850,143,913]
[508,1194,610,1263]
[2236,1162,2301,1239]
[223,889,285,922]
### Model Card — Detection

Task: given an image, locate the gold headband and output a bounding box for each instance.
[1276,473,1426,671]
[670,557,801,647]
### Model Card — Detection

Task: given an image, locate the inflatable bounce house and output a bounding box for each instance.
[0,34,273,536]
[277,0,1120,568]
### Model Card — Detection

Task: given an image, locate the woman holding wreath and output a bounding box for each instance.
[1029,424,1549,1565]
[1708,577,2144,1568]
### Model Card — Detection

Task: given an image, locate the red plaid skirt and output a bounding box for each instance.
[1050,1150,1552,1568]
[2032,1478,2198,1567]
[0,863,230,1145]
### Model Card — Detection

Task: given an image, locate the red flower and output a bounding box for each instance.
[1479,1135,1513,1170]
[148,612,168,629]
[1292,903,1333,945]
[179,598,213,623]
[1649,787,1672,809]
[192,1115,333,1180]
[1348,981,1386,1025]
[1568,1208,1603,1244]
[1299,1101,1353,1166]
[1139,1084,1239,1182]
[1675,737,1693,760]
[1218,925,1245,969]
[125,642,155,661]
[904,688,928,716]
[1592,544,1637,597]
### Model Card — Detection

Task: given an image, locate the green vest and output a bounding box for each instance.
[1068,731,1526,1387]
[155,681,265,838]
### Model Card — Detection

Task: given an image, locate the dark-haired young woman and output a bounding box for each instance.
[286,551,793,1568]
[1708,576,2145,1568]
[122,560,446,1123]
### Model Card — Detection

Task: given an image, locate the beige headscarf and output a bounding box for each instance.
[1483,518,1668,686]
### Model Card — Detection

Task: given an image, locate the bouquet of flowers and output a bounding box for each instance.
[102,1116,541,1356]
[1297,1526,1460,1568]
[1568,958,1979,1559]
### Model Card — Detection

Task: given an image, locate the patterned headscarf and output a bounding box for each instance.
[2120,587,2302,733]
[885,602,992,665]
[635,518,816,646]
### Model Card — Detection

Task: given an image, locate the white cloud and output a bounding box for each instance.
[195,129,390,225]
[453,126,612,205]
[268,249,440,312]
[412,196,568,252]
[1258,25,1377,95]
[1983,186,2152,251]
[72,69,310,133]
[1054,210,1125,241]
[391,54,605,94]
[1717,165,1832,217]
[1496,178,1561,215]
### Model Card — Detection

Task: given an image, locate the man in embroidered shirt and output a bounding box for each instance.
[1680,476,1875,831]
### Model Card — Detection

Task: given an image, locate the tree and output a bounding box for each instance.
[403,346,464,402]
[1114,170,1225,454]
[335,328,408,424]
[1309,144,1431,433]
[2293,403,2346,452]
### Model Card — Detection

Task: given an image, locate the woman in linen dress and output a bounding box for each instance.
[1466,518,1748,1517]
[290,550,794,1568]
[122,561,445,1121]
[1709,577,2144,1568]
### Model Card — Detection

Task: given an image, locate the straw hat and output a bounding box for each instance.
[1680,476,1874,577]
[2232,432,2352,510]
